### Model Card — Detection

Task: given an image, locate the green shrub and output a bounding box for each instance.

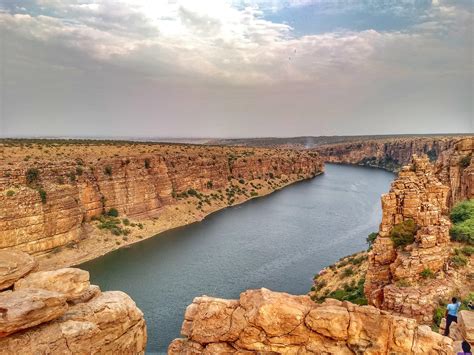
[390,219,417,248]
[187,188,197,196]
[122,218,130,226]
[341,267,354,278]
[450,199,474,223]
[26,168,40,185]
[325,278,367,305]
[38,188,47,204]
[76,166,83,176]
[239,179,245,184]
[107,208,119,217]
[144,158,151,169]
[433,306,445,327]
[207,181,213,189]
[366,232,378,249]
[460,154,471,168]
[460,246,474,256]
[6,190,15,197]
[104,166,113,176]
[450,200,474,244]
[451,254,467,268]
[420,268,435,279]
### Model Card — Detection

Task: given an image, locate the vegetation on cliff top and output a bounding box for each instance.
[450,199,474,245]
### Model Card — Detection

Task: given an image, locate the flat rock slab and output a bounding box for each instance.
[0,250,36,290]
[14,267,90,301]
[0,288,68,337]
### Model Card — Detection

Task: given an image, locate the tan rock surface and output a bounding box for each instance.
[0,290,147,354]
[14,267,90,301]
[0,249,36,290]
[364,155,457,322]
[458,310,474,344]
[0,288,68,337]
[168,288,453,354]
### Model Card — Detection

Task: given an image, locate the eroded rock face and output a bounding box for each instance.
[0,288,68,337]
[315,136,474,207]
[0,250,36,291]
[0,291,147,355]
[0,144,323,255]
[168,288,453,354]
[364,155,454,323]
[0,250,147,354]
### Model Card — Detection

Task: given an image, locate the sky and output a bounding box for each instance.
[0,0,472,138]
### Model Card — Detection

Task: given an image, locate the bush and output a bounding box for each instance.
[433,306,445,327]
[341,267,354,278]
[107,208,119,217]
[366,232,378,249]
[451,254,467,268]
[6,190,15,197]
[76,166,83,176]
[206,181,213,189]
[26,168,40,185]
[420,268,435,279]
[38,188,47,204]
[144,158,151,169]
[390,219,417,248]
[460,246,474,256]
[450,200,474,244]
[460,154,471,168]
[187,188,197,196]
[122,218,130,226]
[104,166,113,176]
[325,278,367,305]
[450,200,474,224]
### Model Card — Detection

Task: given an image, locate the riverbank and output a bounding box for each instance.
[37,172,322,270]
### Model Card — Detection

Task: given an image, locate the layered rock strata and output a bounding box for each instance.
[168,288,453,354]
[314,136,461,171]
[0,250,147,354]
[364,155,456,323]
[0,142,323,257]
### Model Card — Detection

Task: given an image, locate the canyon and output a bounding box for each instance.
[0,141,323,269]
[0,136,473,354]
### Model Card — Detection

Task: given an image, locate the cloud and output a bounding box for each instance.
[0,0,472,86]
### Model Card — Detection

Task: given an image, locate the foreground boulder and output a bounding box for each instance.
[14,267,90,301]
[0,250,147,354]
[168,288,453,354]
[0,288,68,337]
[0,250,36,290]
[0,291,147,354]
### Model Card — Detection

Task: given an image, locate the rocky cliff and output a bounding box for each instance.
[316,136,473,206]
[364,151,473,324]
[168,288,453,354]
[0,250,147,354]
[0,141,323,264]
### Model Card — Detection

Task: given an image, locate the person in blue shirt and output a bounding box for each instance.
[444,297,461,336]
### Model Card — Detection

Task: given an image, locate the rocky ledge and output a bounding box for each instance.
[0,250,147,354]
[168,288,453,354]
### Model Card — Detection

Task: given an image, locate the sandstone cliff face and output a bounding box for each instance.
[314,136,461,171]
[168,288,453,354]
[364,155,464,323]
[0,250,146,354]
[316,136,473,208]
[0,143,323,256]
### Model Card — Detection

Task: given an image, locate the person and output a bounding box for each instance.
[445,297,461,336]
[458,340,472,355]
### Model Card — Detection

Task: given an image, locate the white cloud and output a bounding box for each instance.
[0,0,472,85]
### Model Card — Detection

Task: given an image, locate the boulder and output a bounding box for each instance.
[458,310,474,343]
[0,288,68,337]
[0,250,36,290]
[169,288,453,354]
[0,291,147,354]
[14,268,90,301]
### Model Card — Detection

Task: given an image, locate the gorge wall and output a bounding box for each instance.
[0,142,323,259]
[0,250,147,354]
[168,288,453,354]
[315,136,473,207]
[364,138,473,324]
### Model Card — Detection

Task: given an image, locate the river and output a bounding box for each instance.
[80,164,394,353]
